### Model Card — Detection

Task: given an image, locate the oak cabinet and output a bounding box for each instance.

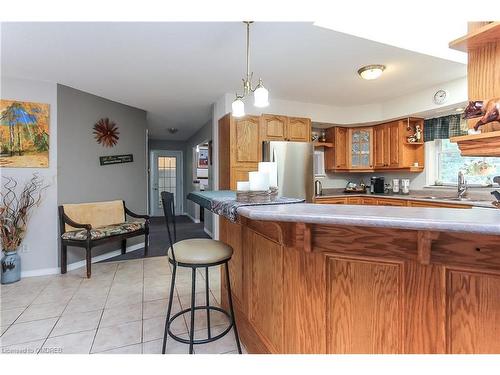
[348,127,373,170]
[327,118,424,172]
[373,121,400,169]
[314,197,346,204]
[373,125,389,168]
[220,113,312,190]
[234,116,261,164]
[219,114,261,190]
[260,114,287,141]
[375,198,407,206]
[334,127,348,170]
[388,121,400,167]
[316,196,472,209]
[260,114,311,142]
[287,117,311,142]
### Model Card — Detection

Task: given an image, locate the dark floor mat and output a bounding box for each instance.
[100,215,210,262]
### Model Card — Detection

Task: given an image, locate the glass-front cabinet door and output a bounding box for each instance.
[349,127,373,170]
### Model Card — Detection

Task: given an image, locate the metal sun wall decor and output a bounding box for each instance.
[93,118,120,147]
[0,99,50,168]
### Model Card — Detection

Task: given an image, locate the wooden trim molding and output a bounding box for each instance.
[417,231,440,265]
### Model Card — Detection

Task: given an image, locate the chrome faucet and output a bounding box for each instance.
[457,170,468,199]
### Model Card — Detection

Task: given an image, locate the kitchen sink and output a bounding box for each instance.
[418,196,471,201]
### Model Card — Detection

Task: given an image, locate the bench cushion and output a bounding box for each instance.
[62,200,125,232]
[61,221,144,241]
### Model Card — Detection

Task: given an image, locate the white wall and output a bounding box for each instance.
[214,77,467,193]
[221,77,467,125]
[1,76,59,276]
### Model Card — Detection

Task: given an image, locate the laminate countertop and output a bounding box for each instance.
[237,203,500,235]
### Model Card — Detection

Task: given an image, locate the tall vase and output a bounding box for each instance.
[1,251,21,284]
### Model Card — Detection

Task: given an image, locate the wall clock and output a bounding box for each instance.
[433,89,449,105]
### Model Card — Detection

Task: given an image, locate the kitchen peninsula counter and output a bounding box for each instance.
[188,191,500,354]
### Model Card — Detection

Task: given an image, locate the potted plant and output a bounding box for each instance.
[1,174,46,284]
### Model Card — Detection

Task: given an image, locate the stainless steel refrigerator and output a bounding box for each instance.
[262,141,314,202]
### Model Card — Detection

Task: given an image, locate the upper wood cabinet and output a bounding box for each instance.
[373,125,389,168]
[220,113,312,190]
[333,127,348,170]
[348,127,373,170]
[260,114,311,142]
[326,118,424,173]
[287,117,311,142]
[233,116,261,164]
[260,114,288,141]
[374,121,400,169]
[219,114,261,190]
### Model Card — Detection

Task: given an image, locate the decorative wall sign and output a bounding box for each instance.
[99,154,133,166]
[0,99,50,168]
[93,118,119,147]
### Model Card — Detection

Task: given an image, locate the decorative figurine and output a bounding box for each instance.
[407,124,422,143]
[463,98,500,130]
[320,130,326,142]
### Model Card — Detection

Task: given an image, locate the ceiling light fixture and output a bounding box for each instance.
[357,64,386,80]
[167,128,178,134]
[231,21,269,118]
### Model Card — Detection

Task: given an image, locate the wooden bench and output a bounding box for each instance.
[58,200,149,278]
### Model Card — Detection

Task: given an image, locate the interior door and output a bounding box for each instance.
[150,150,183,216]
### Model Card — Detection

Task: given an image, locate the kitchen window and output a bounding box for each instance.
[435,139,500,186]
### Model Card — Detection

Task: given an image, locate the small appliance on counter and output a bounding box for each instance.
[370,177,385,194]
[401,179,410,195]
[392,179,400,194]
[344,181,367,194]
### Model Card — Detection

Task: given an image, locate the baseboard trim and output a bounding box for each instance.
[20,242,145,278]
[184,212,200,224]
[204,227,213,238]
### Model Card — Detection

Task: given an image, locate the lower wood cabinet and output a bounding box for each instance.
[327,257,401,353]
[219,217,500,354]
[315,196,471,209]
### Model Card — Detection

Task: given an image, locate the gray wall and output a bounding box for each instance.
[149,139,186,152]
[57,84,148,264]
[1,76,59,275]
[184,119,214,235]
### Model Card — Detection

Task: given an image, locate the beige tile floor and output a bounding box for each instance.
[0,256,246,354]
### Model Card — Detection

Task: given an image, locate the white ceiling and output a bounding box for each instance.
[1,22,467,140]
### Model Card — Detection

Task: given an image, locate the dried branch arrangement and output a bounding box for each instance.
[1,174,47,251]
[93,118,120,147]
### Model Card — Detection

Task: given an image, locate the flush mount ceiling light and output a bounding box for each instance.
[231,21,269,118]
[167,127,178,134]
[357,64,386,80]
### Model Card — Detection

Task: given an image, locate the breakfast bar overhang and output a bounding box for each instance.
[189,191,500,354]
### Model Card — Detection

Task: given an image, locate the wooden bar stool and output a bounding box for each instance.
[160,191,242,354]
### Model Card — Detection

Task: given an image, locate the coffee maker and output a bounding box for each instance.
[370,177,385,194]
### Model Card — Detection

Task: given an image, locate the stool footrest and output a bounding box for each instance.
[167,305,234,345]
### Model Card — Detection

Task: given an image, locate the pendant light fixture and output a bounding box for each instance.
[231,21,269,118]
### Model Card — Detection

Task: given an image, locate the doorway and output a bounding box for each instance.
[149,150,183,217]
[193,142,210,222]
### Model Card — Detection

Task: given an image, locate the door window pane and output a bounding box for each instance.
[157,156,177,209]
